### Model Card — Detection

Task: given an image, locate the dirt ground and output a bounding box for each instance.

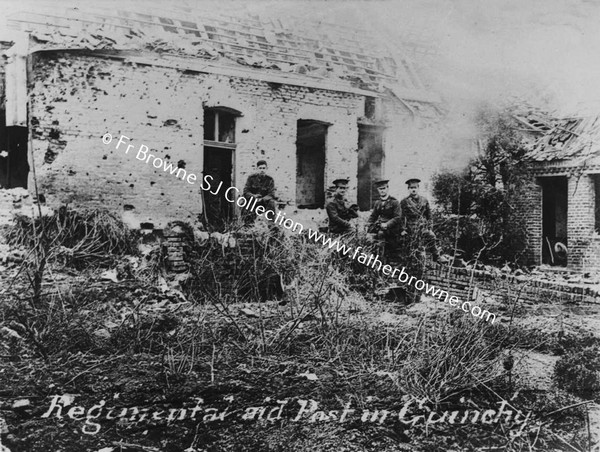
[0,228,599,451]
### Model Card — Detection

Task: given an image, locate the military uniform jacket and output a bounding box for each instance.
[326,195,358,233]
[400,194,431,231]
[243,173,276,199]
[367,196,402,233]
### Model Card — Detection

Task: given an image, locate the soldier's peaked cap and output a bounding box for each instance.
[332,178,349,186]
[373,179,390,187]
[405,178,421,185]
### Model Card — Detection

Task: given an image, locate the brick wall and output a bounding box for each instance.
[425,263,600,309]
[169,232,600,308]
[503,171,600,272]
[513,175,542,266]
[568,174,595,270]
[583,238,600,270]
[28,52,365,227]
[522,168,600,273]
[584,175,600,270]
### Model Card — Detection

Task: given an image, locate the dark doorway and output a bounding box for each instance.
[0,109,29,189]
[541,176,567,266]
[357,124,384,211]
[296,120,328,209]
[202,106,240,230]
[203,147,233,228]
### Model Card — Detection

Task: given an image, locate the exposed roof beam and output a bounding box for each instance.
[30,47,381,97]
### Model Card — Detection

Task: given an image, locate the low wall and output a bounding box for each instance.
[165,230,600,308]
[425,264,600,307]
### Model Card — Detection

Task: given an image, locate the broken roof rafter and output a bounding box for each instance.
[511,114,548,133]
[527,115,600,164]
[126,5,266,30]
[12,10,388,69]
[7,6,431,94]
[117,9,387,64]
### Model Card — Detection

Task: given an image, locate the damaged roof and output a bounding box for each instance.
[5,5,428,94]
[527,115,600,163]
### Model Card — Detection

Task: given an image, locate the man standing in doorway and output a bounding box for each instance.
[326,178,359,235]
[367,179,402,262]
[400,178,442,263]
[243,159,277,224]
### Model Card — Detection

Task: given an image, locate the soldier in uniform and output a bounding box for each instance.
[326,178,359,235]
[400,178,441,262]
[242,160,277,224]
[367,179,402,261]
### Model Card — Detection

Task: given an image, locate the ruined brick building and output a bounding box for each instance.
[521,115,600,272]
[0,4,444,228]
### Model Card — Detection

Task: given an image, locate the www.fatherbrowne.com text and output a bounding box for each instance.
[102,133,497,324]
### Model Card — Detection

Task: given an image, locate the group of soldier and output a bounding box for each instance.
[326,177,444,266]
[217,159,443,267]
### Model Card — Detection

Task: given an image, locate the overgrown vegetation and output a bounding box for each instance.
[6,205,137,268]
[396,313,509,404]
[554,346,600,401]
[432,104,531,265]
[0,204,595,451]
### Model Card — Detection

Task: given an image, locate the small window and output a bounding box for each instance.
[218,114,235,143]
[158,17,178,33]
[204,111,215,141]
[203,107,241,148]
[364,97,376,120]
[181,20,201,37]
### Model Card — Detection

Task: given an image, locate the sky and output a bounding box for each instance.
[271,0,600,117]
[363,0,600,116]
[2,0,600,117]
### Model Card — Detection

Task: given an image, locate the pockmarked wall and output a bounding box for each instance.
[380,97,452,201]
[28,51,364,227]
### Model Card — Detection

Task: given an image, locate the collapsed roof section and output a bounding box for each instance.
[5,4,433,97]
[527,115,600,164]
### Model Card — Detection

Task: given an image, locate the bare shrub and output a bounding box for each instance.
[2,290,103,359]
[7,205,137,269]
[184,224,302,304]
[397,312,510,405]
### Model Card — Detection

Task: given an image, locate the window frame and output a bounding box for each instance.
[203,107,242,150]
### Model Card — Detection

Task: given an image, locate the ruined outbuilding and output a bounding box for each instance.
[0,5,444,228]
[521,115,600,272]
